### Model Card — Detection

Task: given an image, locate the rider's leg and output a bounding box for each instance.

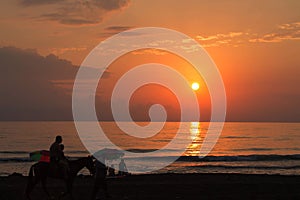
[59,160,69,179]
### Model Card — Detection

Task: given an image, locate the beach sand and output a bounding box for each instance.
[1,173,300,200]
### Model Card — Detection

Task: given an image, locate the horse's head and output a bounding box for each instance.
[85,155,95,175]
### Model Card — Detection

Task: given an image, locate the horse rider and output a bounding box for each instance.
[49,135,69,179]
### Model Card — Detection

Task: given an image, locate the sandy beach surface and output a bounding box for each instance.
[1,173,300,200]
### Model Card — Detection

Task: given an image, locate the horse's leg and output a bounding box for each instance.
[92,176,110,199]
[58,178,73,200]
[25,178,38,200]
[67,179,74,200]
[41,176,51,198]
[103,179,110,198]
[90,180,98,200]
[25,173,40,199]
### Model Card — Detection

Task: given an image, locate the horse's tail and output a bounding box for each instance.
[29,165,34,177]
[28,164,36,182]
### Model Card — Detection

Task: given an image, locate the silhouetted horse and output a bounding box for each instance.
[25,156,95,200]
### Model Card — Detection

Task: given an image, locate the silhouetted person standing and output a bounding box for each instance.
[118,159,128,176]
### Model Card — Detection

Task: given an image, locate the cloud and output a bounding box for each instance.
[95,0,130,11]
[0,46,110,120]
[105,26,133,32]
[21,0,131,25]
[249,22,300,43]
[40,13,102,25]
[196,32,248,47]
[196,22,300,47]
[50,47,87,55]
[131,49,167,56]
[21,0,64,6]
[99,25,133,38]
[0,46,76,120]
[197,32,244,41]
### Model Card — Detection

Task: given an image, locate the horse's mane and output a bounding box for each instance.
[68,156,93,165]
[68,157,88,163]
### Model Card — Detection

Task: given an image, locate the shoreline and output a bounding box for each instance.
[2,173,300,200]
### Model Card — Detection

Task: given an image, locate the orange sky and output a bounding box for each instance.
[0,0,299,121]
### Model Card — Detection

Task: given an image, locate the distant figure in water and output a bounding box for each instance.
[118,159,128,176]
[108,165,115,176]
[91,156,110,200]
[49,135,69,178]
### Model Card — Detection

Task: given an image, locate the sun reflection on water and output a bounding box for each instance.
[184,122,202,156]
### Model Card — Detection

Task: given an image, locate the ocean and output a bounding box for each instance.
[1,122,300,176]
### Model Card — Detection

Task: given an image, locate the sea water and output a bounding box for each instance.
[0,122,300,176]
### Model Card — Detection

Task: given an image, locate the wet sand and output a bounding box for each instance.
[1,173,300,200]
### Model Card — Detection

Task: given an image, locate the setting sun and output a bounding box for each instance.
[191,82,200,91]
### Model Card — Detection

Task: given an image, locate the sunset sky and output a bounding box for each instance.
[0,0,299,121]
